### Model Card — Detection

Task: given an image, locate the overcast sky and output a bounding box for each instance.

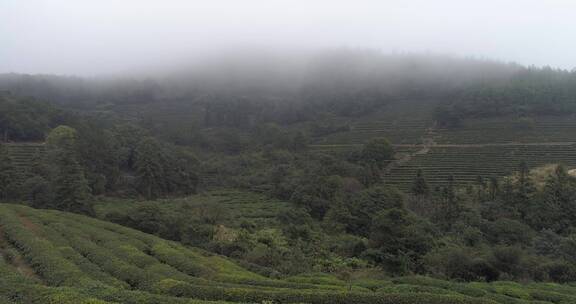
[1,0,575,75]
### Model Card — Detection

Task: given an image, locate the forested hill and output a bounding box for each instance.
[1,52,574,128]
[4,52,576,302]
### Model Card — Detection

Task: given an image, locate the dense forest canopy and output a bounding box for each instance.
[1,52,574,129]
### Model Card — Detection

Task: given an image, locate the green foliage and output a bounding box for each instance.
[368,206,434,274]
[2,203,576,303]
[46,126,93,215]
[46,125,78,150]
[134,137,198,199]
[0,146,21,201]
[412,169,431,197]
[0,93,62,141]
[360,137,394,169]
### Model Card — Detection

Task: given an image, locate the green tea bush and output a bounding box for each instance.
[0,206,98,288]
[156,279,498,304]
[529,289,576,303]
[150,242,214,277]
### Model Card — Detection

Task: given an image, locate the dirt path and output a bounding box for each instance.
[383,124,438,175]
[393,141,576,149]
[17,214,41,236]
[0,225,43,282]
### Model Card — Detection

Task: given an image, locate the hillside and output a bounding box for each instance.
[3,54,576,302]
[2,203,576,304]
[308,100,576,189]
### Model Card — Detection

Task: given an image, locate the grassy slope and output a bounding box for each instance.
[0,203,575,303]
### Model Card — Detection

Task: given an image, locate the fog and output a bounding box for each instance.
[2,0,576,75]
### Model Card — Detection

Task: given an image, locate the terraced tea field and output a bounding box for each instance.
[1,143,45,172]
[310,113,576,189]
[383,144,576,190]
[315,119,431,145]
[436,116,576,144]
[1,203,576,304]
[310,99,436,147]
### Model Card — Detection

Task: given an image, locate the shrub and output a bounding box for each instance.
[536,261,576,283]
[0,206,98,288]
[156,279,498,304]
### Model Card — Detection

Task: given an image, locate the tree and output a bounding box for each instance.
[134,137,168,199]
[46,125,77,150]
[291,175,344,220]
[436,175,464,229]
[75,121,121,193]
[488,176,499,200]
[53,152,92,214]
[513,161,536,218]
[526,165,576,232]
[360,138,394,169]
[47,126,93,215]
[342,186,405,236]
[368,207,434,274]
[411,169,430,197]
[0,146,20,201]
[359,138,394,184]
[113,123,147,170]
[22,175,53,208]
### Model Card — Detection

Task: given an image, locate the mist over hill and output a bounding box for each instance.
[0,51,525,104]
[4,2,576,302]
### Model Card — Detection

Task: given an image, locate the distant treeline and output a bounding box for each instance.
[1,52,574,132]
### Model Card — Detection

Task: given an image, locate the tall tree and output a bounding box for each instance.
[437,175,462,229]
[360,138,394,184]
[360,138,394,168]
[0,146,19,201]
[47,126,93,215]
[513,161,536,218]
[134,137,168,199]
[411,169,430,197]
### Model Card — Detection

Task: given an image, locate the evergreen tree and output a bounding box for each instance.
[513,161,536,218]
[47,126,93,215]
[529,165,576,232]
[411,169,430,197]
[22,175,52,208]
[134,137,168,199]
[53,149,92,214]
[359,138,393,184]
[360,138,394,169]
[489,176,500,200]
[437,175,461,228]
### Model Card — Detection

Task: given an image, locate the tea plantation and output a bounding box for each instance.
[309,111,576,190]
[0,203,575,304]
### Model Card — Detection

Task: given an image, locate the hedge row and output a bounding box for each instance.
[6,211,131,290]
[0,206,99,288]
[32,208,148,251]
[57,245,129,289]
[150,242,214,278]
[49,223,165,290]
[155,279,499,304]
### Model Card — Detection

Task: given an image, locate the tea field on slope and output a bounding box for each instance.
[1,203,576,303]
